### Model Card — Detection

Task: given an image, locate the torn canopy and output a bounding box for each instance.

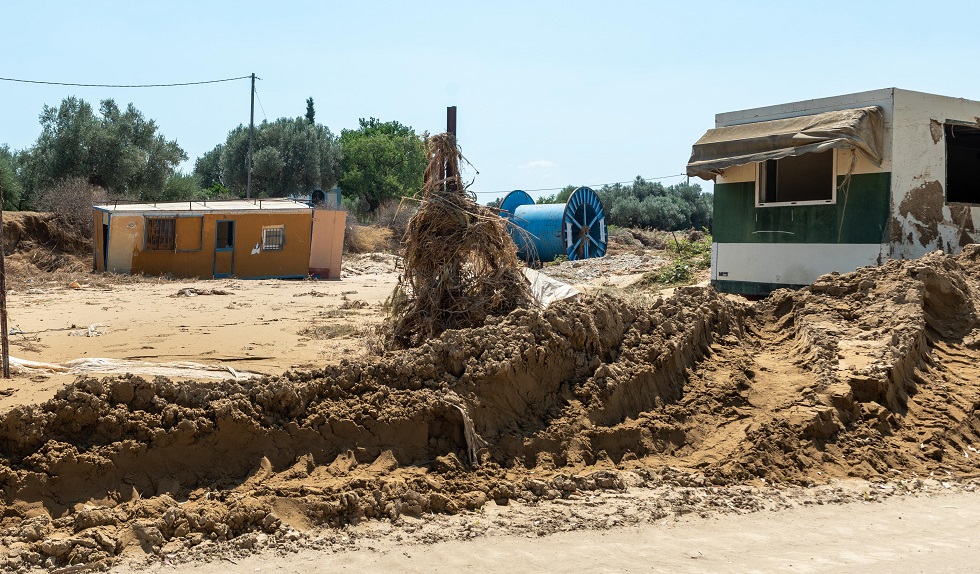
[686,106,884,180]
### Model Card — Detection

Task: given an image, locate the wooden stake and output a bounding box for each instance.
[0,182,9,378]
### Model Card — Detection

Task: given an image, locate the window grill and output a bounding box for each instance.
[145,217,176,250]
[262,226,285,251]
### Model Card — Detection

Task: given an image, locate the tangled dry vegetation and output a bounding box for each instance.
[3,211,94,290]
[381,133,533,349]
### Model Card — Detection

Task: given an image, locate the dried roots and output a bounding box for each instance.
[382,133,534,349]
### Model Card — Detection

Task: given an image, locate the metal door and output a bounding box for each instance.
[214,220,235,277]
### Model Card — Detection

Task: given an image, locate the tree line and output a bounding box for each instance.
[0,97,427,218]
[0,97,712,233]
[495,177,713,231]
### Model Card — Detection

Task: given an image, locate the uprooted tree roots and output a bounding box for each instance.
[382,132,534,349]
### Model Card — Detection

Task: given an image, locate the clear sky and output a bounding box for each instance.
[3,1,978,202]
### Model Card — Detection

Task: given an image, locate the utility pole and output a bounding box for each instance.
[445,106,458,192]
[246,72,256,199]
[447,105,457,137]
[0,182,9,378]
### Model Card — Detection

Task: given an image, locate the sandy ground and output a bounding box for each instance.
[117,487,980,574]
[0,248,680,411]
[3,272,396,410]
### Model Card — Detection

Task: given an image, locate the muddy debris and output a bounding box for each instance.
[2,248,980,569]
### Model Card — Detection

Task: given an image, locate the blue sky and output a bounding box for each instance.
[3,1,978,202]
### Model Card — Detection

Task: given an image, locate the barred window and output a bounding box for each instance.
[262,225,285,251]
[145,217,176,251]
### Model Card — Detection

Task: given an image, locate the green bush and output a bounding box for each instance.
[644,230,713,287]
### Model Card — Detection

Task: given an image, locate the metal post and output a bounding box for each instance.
[0,182,9,378]
[445,106,458,192]
[246,72,256,199]
[447,106,457,137]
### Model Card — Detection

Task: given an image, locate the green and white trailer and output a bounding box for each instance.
[688,88,980,296]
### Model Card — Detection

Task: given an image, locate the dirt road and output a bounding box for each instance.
[118,489,980,573]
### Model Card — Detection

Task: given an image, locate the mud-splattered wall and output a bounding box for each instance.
[890,90,980,258]
[95,208,318,279]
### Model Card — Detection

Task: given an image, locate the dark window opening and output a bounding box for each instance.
[946,123,980,204]
[759,151,835,205]
[145,217,176,251]
[216,220,235,249]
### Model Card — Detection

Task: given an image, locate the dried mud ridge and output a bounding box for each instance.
[4,248,980,569]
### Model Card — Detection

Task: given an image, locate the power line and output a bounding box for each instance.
[253,86,268,121]
[0,75,252,88]
[469,173,688,194]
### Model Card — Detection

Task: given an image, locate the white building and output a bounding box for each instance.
[688,88,980,296]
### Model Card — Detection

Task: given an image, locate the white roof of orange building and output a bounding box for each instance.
[95,198,313,214]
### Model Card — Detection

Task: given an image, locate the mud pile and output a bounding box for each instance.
[2,248,980,569]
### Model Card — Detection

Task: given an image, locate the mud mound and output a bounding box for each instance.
[3,248,980,569]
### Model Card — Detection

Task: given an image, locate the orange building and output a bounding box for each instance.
[93,199,346,280]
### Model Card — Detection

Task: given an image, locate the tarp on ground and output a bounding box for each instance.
[522,268,579,307]
[686,106,884,180]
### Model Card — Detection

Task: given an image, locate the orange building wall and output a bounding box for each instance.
[309,210,347,279]
[100,210,316,279]
[93,211,107,272]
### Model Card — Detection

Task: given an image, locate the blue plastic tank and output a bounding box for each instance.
[498,187,607,263]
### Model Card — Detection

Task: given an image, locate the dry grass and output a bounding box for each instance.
[299,322,362,340]
[373,199,417,245]
[381,132,534,349]
[344,224,393,254]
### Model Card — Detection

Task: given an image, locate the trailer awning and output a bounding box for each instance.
[686,106,884,180]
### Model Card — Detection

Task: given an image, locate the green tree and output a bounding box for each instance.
[536,185,577,204]
[595,177,712,231]
[305,97,315,125]
[0,146,24,210]
[338,118,427,213]
[201,116,340,197]
[20,97,186,203]
[159,172,204,202]
[194,145,223,189]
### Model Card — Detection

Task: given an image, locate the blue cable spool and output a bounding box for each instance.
[498,187,607,263]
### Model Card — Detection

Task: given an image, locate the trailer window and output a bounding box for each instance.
[145,217,176,251]
[946,123,980,204]
[758,150,836,206]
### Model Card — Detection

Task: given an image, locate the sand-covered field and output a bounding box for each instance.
[5,264,397,409]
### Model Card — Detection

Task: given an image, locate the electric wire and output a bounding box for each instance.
[2,73,689,196]
[469,173,688,194]
[253,86,268,122]
[0,75,251,88]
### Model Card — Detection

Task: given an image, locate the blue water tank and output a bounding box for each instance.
[498,187,607,263]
